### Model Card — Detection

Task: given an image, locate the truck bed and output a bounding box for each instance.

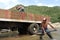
[0,9,50,23]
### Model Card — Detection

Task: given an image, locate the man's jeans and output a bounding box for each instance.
[40,28,53,39]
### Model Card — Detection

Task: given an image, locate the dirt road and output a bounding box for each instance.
[0,28,60,40]
[0,23,60,40]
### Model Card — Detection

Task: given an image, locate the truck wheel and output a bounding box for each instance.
[28,24,40,35]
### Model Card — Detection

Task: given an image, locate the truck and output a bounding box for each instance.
[0,9,50,35]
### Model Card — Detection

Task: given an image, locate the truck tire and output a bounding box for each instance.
[28,24,40,35]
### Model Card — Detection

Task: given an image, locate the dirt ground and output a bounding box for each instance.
[0,23,60,40]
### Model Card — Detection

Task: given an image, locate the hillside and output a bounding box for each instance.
[9,5,60,23]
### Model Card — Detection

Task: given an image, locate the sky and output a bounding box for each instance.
[0,0,60,9]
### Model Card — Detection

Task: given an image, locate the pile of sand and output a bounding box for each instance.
[52,22,60,28]
[48,22,60,28]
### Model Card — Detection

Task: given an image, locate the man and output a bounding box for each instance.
[16,5,25,19]
[40,18,57,40]
[16,5,24,12]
